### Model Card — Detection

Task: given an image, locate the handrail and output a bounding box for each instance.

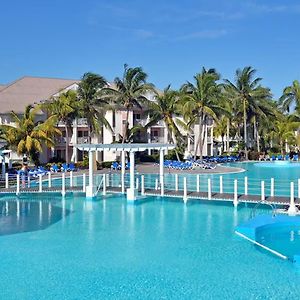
[250,200,277,219]
[95,177,104,196]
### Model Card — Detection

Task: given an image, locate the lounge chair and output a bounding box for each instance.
[111,161,120,170]
[50,164,59,172]
[61,163,68,172]
[69,163,76,172]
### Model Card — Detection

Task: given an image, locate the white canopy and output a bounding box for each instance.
[75,143,176,152]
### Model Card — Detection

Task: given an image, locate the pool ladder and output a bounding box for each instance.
[95,177,104,196]
[250,200,277,219]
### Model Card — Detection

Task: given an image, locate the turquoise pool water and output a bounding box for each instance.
[0,193,300,299]
[1,162,300,299]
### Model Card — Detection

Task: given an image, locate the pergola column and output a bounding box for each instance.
[1,157,5,178]
[121,150,126,193]
[159,149,164,185]
[86,150,96,198]
[127,151,136,201]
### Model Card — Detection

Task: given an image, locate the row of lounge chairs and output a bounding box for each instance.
[50,163,77,173]
[111,162,130,170]
[163,160,216,170]
[199,155,240,163]
[263,154,299,161]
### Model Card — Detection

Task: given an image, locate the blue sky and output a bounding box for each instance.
[0,0,299,98]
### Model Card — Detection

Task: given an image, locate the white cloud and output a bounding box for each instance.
[174,29,228,41]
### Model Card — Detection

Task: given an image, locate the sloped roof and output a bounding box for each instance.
[0,84,6,91]
[0,76,78,114]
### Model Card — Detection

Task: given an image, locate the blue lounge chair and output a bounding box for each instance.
[61,163,68,172]
[293,154,299,161]
[50,164,59,172]
[69,163,76,172]
[277,155,283,161]
[285,154,290,161]
[111,161,120,170]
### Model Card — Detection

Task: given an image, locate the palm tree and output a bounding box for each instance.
[214,116,227,154]
[223,66,271,159]
[180,68,224,160]
[101,64,154,143]
[41,90,81,163]
[0,105,61,165]
[145,85,186,160]
[77,72,112,137]
[279,80,300,113]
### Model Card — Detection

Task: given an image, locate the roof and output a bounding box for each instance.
[0,76,78,114]
[0,84,6,91]
[75,143,176,152]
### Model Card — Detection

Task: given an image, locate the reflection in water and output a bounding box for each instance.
[0,200,69,236]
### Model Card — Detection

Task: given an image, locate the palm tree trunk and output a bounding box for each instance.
[243,98,248,160]
[226,118,230,152]
[122,109,130,143]
[65,124,69,163]
[167,126,180,161]
[221,135,224,154]
[198,113,205,160]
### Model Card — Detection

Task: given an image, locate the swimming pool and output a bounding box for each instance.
[1,162,300,299]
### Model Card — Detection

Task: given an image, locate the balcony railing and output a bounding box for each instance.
[77,137,90,144]
[151,137,165,143]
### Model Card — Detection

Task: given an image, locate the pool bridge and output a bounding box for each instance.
[0,172,299,213]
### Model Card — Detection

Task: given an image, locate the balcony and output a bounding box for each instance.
[77,137,90,144]
[151,136,165,143]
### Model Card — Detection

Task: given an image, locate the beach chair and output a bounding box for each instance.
[61,163,68,172]
[285,154,290,161]
[50,164,59,172]
[277,155,283,161]
[293,154,299,161]
[111,161,120,170]
[69,163,76,172]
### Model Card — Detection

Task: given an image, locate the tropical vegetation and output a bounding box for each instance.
[1,64,300,165]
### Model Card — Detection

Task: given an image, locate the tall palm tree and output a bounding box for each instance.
[180,68,224,160]
[101,64,154,143]
[77,72,112,137]
[223,66,271,159]
[145,85,186,160]
[41,90,81,163]
[214,115,227,154]
[0,105,61,165]
[279,80,300,113]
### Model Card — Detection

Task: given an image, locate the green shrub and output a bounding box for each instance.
[248,151,260,160]
[100,161,114,169]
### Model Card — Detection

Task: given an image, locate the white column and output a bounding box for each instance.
[5,173,8,189]
[28,174,31,187]
[82,173,86,192]
[127,151,136,201]
[233,179,238,207]
[62,173,66,197]
[72,118,78,163]
[141,175,145,195]
[219,176,223,194]
[1,158,5,178]
[155,178,158,190]
[147,118,151,155]
[271,178,274,197]
[196,174,200,192]
[48,172,52,188]
[159,149,164,185]
[175,174,178,191]
[183,177,188,202]
[16,174,20,195]
[39,174,42,193]
[261,181,265,201]
[244,177,248,195]
[103,174,106,195]
[86,150,95,198]
[136,177,139,190]
[70,171,73,187]
[208,178,211,200]
[82,173,86,193]
[160,175,164,196]
[288,182,298,216]
[121,150,125,193]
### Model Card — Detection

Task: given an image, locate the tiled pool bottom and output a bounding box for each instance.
[0,194,299,299]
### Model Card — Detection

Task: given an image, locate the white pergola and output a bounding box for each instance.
[75,143,176,200]
[0,150,12,178]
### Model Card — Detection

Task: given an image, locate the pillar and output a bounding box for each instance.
[208,178,212,200]
[183,177,187,202]
[86,150,96,198]
[5,173,8,189]
[244,177,248,195]
[82,173,86,192]
[62,173,66,197]
[288,182,298,216]
[175,174,178,191]
[271,178,274,197]
[121,150,125,193]
[219,176,223,194]
[39,174,42,193]
[48,172,52,188]
[126,151,136,201]
[261,181,265,201]
[141,175,145,195]
[16,174,20,195]
[1,157,5,178]
[196,174,200,192]
[159,149,164,185]
[233,179,238,207]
